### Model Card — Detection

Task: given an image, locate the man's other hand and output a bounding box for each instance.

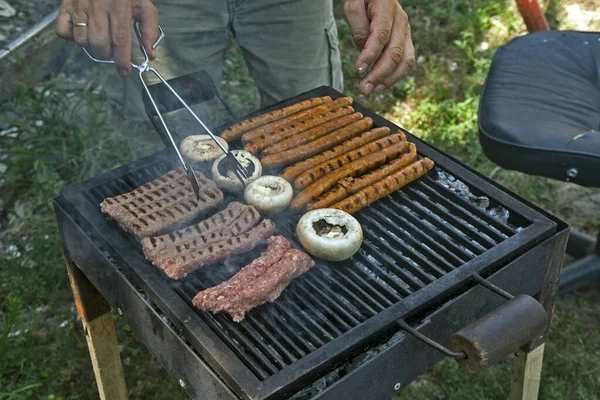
[55,0,159,77]
[344,0,415,95]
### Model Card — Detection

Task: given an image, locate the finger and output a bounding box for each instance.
[379,30,416,90]
[344,0,369,71]
[71,0,90,47]
[55,4,74,40]
[110,2,133,77]
[135,2,160,60]
[355,0,396,75]
[359,8,409,93]
[88,2,111,59]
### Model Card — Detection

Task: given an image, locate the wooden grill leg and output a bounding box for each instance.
[510,343,545,400]
[66,260,128,400]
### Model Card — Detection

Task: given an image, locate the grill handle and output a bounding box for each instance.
[398,273,548,373]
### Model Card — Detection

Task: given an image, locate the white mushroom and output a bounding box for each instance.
[244,175,293,214]
[296,209,363,261]
[211,150,262,192]
[180,134,229,164]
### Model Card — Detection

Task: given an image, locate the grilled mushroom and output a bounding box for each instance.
[296,208,363,261]
[180,134,229,164]
[211,150,262,191]
[244,175,293,214]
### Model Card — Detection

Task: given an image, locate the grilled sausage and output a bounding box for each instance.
[331,158,435,214]
[241,97,353,145]
[262,113,364,156]
[260,118,374,169]
[294,135,408,190]
[244,107,354,153]
[308,143,417,209]
[290,140,411,210]
[278,127,390,181]
[219,96,332,142]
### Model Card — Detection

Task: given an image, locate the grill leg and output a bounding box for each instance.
[508,229,568,399]
[66,259,128,400]
[510,343,545,400]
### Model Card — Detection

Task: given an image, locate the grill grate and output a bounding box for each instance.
[84,155,530,380]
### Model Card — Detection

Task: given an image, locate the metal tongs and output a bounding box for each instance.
[82,23,251,199]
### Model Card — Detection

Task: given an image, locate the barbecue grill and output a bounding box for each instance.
[54,87,569,400]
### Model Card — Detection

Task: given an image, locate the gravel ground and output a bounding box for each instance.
[0,0,57,44]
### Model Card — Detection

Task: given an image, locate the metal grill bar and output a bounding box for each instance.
[231,320,289,371]
[243,318,298,364]
[370,203,467,267]
[303,272,370,322]
[358,242,426,293]
[361,217,445,279]
[273,302,324,348]
[404,186,499,248]
[329,265,391,312]
[292,282,353,332]
[413,181,508,241]
[341,258,399,307]
[354,249,412,298]
[395,191,488,255]
[361,208,455,274]
[423,175,520,235]
[384,197,478,260]
[253,314,307,359]
[280,299,335,342]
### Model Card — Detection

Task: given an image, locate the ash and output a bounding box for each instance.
[290,330,405,400]
[436,170,511,226]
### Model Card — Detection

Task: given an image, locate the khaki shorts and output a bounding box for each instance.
[107,0,343,134]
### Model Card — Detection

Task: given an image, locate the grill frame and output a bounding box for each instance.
[55,86,563,400]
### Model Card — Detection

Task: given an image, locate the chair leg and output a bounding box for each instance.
[515,0,550,32]
[510,343,545,400]
[66,259,128,400]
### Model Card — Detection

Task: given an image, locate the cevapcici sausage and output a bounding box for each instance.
[262,112,364,156]
[331,158,435,214]
[278,127,390,181]
[396,130,407,141]
[219,96,332,142]
[241,97,353,144]
[308,143,417,209]
[290,140,411,210]
[244,106,354,153]
[294,135,408,190]
[260,118,373,169]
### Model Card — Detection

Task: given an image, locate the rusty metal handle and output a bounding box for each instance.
[448,294,547,372]
[397,273,548,372]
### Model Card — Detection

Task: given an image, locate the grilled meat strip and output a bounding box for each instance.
[160,219,276,279]
[141,201,248,259]
[192,235,292,311]
[101,169,223,240]
[211,248,314,322]
[145,205,262,268]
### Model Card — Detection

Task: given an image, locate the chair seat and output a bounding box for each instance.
[479,31,600,187]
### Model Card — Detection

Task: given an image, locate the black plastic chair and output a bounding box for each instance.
[478,30,600,294]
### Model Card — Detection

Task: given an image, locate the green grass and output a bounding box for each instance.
[1,0,599,399]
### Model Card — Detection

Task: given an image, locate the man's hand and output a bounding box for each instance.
[344,0,415,95]
[55,0,159,77]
